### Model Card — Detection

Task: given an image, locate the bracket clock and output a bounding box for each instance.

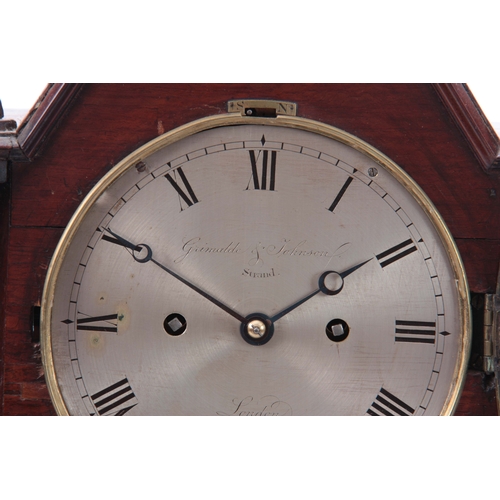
[0,84,499,415]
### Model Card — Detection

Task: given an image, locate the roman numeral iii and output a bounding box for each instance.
[165,166,199,209]
[395,320,436,344]
[247,150,277,191]
[90,378,138,416]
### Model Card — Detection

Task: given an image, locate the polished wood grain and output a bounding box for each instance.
[2,227,61,415]
[433,83,500,171]
[454,370,497,416]
[0,182,9,411]
[0,84,84,161]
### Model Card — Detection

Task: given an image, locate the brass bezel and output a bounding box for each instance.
[41,112,471,416]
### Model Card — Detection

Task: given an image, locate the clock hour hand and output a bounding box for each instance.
[270,258,373,323]
[103,228,247,324]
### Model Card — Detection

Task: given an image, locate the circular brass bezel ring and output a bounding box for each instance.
[41,112,471,416]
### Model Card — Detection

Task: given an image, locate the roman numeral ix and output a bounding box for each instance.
[90,378,138,416]
[75,314,118,333]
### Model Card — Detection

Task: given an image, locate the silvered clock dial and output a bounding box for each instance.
[41,104,471,415]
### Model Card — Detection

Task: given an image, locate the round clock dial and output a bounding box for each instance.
[41,114,471,415]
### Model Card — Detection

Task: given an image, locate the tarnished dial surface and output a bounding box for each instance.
[41,118,470,416]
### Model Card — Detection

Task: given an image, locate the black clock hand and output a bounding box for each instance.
[103,228,247,324]
[270,258,373,323]
[101,228,152,262]
[150,257,247,323]
[338,258,374,279]
[269,289,322,323]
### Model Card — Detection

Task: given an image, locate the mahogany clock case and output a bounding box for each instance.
[0,83,498,415]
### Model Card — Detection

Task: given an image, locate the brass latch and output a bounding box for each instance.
[228,99,297,117]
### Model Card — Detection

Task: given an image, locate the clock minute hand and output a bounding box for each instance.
[103,228,247,324]
[270,258,373,323]
[150,257,247,323]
